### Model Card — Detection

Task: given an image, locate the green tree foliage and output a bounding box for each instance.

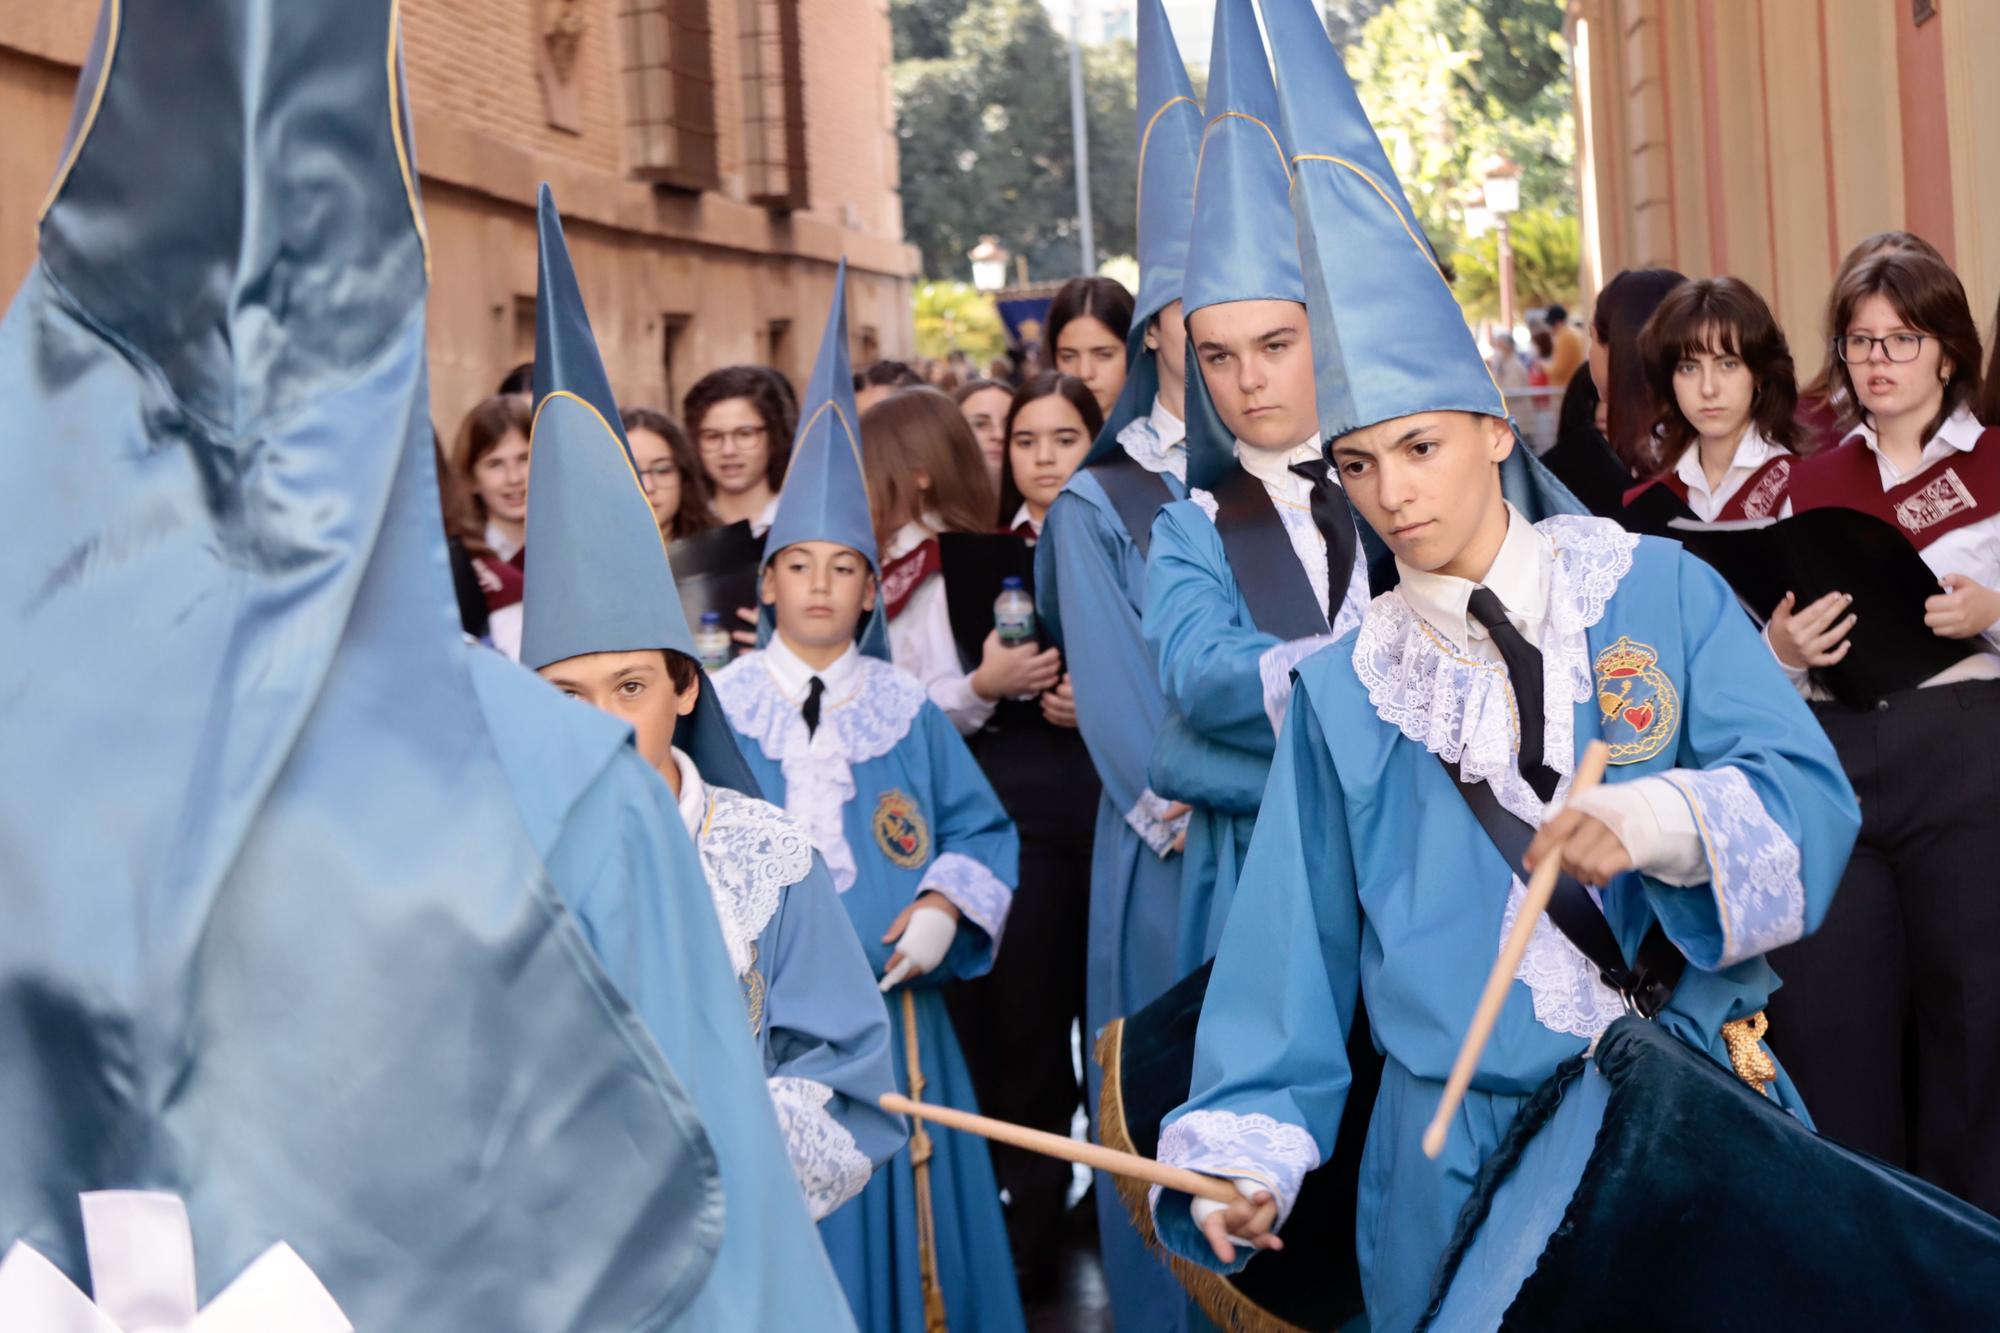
[892,0,969,61]
[894,0,1138,281]
[1449,206,1582,321]
[913,280,1009,363]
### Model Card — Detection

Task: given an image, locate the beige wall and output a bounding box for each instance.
[1569,0,2000,382]
[0,0,918,440]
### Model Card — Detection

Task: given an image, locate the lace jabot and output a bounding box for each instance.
[714,651,926,891]
[696,785,814,978]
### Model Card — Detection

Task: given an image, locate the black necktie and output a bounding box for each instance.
[1466,586,1560,802]
[1290,458,1358,620]
[802,675,826,737]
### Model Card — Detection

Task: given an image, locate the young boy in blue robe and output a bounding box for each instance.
[1147,6,1861,1329]
[1139,0,1372,975]
[713,265,1027,1333]
[1031,2,1206,1326]
[516,189,903,1223]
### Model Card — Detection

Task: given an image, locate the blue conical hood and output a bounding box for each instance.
[760,260,890,658]
[522,185,762,794]
[1089,0,1203,464]
[1264,0,1505,441]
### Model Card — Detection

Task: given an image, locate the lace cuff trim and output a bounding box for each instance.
[1662,766,1806,967]
[1151,1109,1320,1232]
[918,851,1012,948]
[1259,634,1338,738]
[697,787,811,978]
[767,1076,873,1221]
[1125,788,1189,859]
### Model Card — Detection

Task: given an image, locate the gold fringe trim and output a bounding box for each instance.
[1093,1020,1310,1333]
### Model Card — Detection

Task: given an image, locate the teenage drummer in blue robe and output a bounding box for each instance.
[713,265,1027,1333]
[1031,2,1205,1325]
[1139,0,1373,975]
[1146,6,1860,1329]
[514,188,903,1222]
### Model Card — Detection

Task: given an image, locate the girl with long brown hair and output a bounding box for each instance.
[451,392,534,654]
[621,405,716,541]
[861,387,1060,736]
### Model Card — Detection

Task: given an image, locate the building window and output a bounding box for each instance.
[661,312,693,408]
[738,0,808,210]
[619,0,720,190]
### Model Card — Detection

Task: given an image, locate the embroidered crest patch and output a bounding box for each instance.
[1893,466,1975,534]
[1594,635,1679,764]
[872,789,931,868]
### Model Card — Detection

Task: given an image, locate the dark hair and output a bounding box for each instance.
[1804,231,1946,412]
[1544,304,1569,325]
[451,393,534,524]
[996,373,1104,526]
[496,361,535,397]
[660,649,701,693]
[682,365,797,492]
[1638,277,1799,457]
[1827,250,1983,443]
[1047,276,1134,354]
[621,405,717,540]
[859,387,998,546]
[951,377,1012,406]
[1531,327,1555,360]
[1592,267,1688,475]
[853,360,924,393]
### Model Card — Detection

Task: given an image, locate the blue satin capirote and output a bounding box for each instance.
[758,259,892,659]
[519,183,761,795]
[1263,0,1506,442]
[0,2,751,1326]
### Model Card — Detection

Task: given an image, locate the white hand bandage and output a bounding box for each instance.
[878,904,959,991]
[1188,1176,1269,1249]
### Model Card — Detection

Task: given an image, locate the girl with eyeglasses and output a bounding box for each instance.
[682,365,797,536]
[1762,246,2000,1218]
[621,405,717,543]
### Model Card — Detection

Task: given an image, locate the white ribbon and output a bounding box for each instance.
[0,1192,351,1333]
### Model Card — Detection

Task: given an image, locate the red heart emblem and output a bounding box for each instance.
[1623,703,1654,734]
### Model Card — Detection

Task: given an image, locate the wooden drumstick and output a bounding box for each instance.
[880,1093,1241,1204]
[1422,740,1612,1160]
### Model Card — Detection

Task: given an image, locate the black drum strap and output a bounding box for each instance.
[1087,452,1175,562]
[1442,755,1684,1018]
[1211,466,1330,641]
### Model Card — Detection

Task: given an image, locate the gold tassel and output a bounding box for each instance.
[902,990,949,1333]
[1093,1020,1309,1333]
[1721,1010,1778,1097]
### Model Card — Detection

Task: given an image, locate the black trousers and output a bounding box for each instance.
[946,703,1097,1289]
[1766,678,2000,1216]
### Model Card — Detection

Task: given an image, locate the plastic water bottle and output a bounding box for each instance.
[694,610,733,672]
[994,576,1035,647]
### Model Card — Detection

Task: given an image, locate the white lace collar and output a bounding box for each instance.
[762,634,862,702]
[1395,504,1549,656]
[713,650,926,891]
[1116,397,1189,481]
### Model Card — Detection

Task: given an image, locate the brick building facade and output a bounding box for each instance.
[0,0,919,437]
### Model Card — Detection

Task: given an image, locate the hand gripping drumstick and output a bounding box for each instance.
[879,1094,1240,1204]
[1423,740,1612,1160]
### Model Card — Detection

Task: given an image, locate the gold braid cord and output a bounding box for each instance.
[1721,1010,1778,1097]
[901,990,949,1333]
[1093,1021,1308,1333]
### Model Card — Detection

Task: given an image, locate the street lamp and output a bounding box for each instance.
[970,236,1010,294]
[1482,156,1522,334]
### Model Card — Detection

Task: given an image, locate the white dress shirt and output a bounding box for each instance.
[1010,503,1041,538]
[1116,394,1189,480]
[761,632,864,708]
[883,519,995,736]
[1672,426,1790,522]
[1396,504,1708,884]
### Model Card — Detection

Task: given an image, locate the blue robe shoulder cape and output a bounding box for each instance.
[1151,527,1858,1331]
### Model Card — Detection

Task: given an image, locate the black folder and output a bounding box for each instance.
[1619,482,1697,539]
[937,531,1037,672]
[1669,509,1974,706]
[667,520,763,646]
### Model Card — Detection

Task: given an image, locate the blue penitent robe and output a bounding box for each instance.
[668,748,907,1220]
[715,641,1027,1333]
[466,646,860,1332]
[1149,517,1859,1332]
[1037,410,1207,1332]
[1143,480,1369,973]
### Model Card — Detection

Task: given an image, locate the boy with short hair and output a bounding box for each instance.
[715,264,1027,1333]
[518,190,902,1223]
[1146,8,1859,1329]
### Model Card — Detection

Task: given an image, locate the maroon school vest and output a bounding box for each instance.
[1622,453,1795,521]
[1788,426,2000,551]
[879,536,941,620]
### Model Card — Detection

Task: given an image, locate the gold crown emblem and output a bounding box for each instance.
[1593,635,1658,679]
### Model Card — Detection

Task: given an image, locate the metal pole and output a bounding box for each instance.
[1496,215,1516,335]
[1068,0,1096,274]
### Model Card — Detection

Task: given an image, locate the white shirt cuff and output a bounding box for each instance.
[931,671,997,736]
[1565,777,1707,886]
[1760,620,1812,696]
